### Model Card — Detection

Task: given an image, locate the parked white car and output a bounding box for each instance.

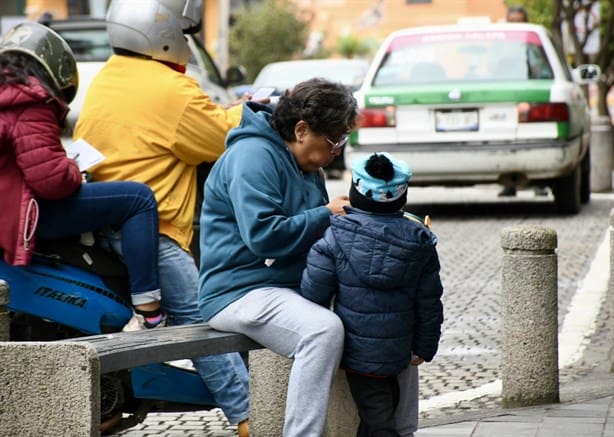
[250,58,369,97]
[346,21,600,213]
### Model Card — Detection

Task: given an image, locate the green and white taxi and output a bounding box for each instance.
[346,21,600,213]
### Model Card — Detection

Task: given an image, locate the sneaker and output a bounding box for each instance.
[122,312,166,332]
[165,359,197,371]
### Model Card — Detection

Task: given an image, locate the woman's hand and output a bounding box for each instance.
[221,92,270,110]
[326,196,350,215]
[221,93,251,110]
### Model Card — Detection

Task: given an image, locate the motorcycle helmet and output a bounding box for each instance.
[106,0,202,66]
[0,21,78,104]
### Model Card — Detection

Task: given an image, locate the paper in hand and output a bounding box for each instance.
[65,138,106,171]
[251,87,275,100]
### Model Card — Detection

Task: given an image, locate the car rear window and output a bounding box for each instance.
[372,30,554,86]
[54,28,113,62]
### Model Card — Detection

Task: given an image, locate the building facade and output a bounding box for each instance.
[2,0,508,60]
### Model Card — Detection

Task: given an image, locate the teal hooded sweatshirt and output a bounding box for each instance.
[198,102,332,321]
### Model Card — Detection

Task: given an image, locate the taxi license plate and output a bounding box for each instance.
[435,109,479,132]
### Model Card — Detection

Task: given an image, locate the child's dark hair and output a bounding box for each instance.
[0,51,60,100]
[270,78,359,142]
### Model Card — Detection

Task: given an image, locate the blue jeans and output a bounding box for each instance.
[97,231,249,423]
[36,181,160,304]
[158,235,249,424]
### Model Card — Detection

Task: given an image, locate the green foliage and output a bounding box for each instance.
[503,0,552,27]
[228,0,309,82]
[505,0,614,116]
[335,34,378,59]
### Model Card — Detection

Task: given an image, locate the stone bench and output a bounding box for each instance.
[0,280,358,437]
[0,320,263,437]
[68,322,262,374]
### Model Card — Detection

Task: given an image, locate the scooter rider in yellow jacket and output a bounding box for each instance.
[74,0,252,435]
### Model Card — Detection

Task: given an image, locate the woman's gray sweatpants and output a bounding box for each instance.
[208,287,345,437]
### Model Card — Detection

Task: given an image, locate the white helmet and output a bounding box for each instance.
[106,0,202,65]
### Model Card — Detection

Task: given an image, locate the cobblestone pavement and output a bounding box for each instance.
[109,184,614,436]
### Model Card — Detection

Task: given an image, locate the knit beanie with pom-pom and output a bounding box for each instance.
[349,152,412,213]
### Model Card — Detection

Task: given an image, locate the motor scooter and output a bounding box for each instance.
[0,234,219,434]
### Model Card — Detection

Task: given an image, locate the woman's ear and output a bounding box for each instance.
[294,120,308,143]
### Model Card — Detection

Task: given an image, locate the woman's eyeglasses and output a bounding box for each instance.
[325,134,349,151]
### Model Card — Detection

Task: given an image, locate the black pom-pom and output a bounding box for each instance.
[365,153,394,181]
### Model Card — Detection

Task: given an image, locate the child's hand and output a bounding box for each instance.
[411,355,425,366]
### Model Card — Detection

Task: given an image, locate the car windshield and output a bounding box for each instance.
[254,61,368,91]
[372,30,553,86]
[54,28,113,62]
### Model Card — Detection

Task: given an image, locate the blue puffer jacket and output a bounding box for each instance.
[300,207,444,376]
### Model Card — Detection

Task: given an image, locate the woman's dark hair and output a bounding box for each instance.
[270,78,359,141]
[0,51,60,100]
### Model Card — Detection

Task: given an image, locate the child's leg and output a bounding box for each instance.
[345,371,401,437]
[37,181,160,301]
[394,364,419,437]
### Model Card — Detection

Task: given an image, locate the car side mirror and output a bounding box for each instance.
[225,66,246,86]
[572,64,601,84]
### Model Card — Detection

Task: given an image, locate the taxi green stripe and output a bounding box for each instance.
[362,80,571,138]
[364,81,553,106]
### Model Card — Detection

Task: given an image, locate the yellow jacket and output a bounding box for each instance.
[74,55,242,252]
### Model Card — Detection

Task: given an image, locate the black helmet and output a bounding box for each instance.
[0,21,78,103]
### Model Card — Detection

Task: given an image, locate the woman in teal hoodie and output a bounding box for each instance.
[199,78,358,436]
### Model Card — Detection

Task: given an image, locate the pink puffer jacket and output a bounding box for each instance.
[0,77,81,265]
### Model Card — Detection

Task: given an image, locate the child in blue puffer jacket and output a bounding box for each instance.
[300,152,444,437]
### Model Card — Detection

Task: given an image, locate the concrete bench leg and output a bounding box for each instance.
[0,342,100,437]
[249,348,359,436]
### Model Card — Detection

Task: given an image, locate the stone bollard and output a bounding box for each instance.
[500,225,559,408]
[590,115,613,192]
[0,279,9,341]
[250,349,359,436]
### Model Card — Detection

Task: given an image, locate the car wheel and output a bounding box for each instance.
[553,164,581,214]
[580,150,590,204]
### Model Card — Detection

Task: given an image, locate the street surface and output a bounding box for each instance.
[112,178,614,436]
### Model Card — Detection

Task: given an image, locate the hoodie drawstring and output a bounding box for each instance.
[23,198,39,251]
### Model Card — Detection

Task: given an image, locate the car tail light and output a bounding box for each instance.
[359,106,396,127]
[517,102,569,123]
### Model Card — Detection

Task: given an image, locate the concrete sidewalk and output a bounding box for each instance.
[414,352,614,437]
[416,395,614,437]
